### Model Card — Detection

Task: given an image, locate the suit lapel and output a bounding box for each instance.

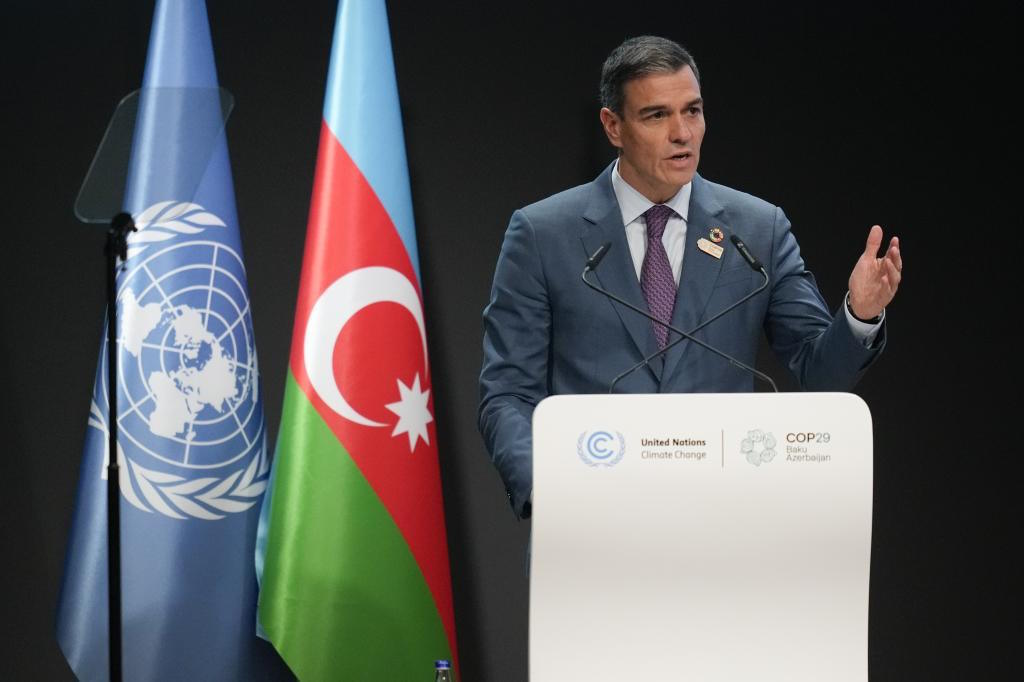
[661,175,726,387]
[580,165,660,381]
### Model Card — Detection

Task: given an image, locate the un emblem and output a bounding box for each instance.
[577,430,626,467]
[88,202,268,520]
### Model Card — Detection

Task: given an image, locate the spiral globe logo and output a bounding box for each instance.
[577,430,626,467]
[90,212,269,521]
[741,429,777,467]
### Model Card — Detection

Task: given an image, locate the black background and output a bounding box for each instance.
[1,1,1015,680]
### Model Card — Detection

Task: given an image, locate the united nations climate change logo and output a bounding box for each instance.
[741,429,777,466]
[577,430,626,467]
[88,202,268,520]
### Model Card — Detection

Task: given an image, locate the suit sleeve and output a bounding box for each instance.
[478,210,551,518]
[764,206,885,390]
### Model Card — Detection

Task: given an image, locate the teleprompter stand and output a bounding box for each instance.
[74,87,232,682]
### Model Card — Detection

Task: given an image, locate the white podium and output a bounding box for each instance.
[530,393,872,681]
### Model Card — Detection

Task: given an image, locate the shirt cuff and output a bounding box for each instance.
[844,292,884,347]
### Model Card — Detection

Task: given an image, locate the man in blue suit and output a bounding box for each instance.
[479,36,902,518]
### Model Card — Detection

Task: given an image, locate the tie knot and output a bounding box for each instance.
[644,204,674,239]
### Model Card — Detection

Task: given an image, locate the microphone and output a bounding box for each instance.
[730,234,763,271]
[580,241,777,392]
[585,242,611,271]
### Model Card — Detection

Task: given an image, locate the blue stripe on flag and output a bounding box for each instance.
[322,0,422,281]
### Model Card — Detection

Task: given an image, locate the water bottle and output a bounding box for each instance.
[433,659,453,682]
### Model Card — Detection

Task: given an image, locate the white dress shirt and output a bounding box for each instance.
[610,161,882,345]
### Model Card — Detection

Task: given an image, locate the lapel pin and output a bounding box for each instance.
[709,227,724,243]
[697,237,724,259]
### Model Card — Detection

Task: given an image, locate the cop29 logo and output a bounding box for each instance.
[741,429,777,467]
[577,430,626,467]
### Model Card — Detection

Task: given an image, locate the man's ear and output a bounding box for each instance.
[599,107,623,149]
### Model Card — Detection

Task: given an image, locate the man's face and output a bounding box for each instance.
[600,66,705,203]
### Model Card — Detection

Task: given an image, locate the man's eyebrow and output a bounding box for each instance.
[636,97,704,116]
[636,104,669,116]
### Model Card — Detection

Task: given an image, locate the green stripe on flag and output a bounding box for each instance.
[259,373,452,680]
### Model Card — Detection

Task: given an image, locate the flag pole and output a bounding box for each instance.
[104,211,134,682]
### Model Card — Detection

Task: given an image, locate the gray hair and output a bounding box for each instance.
[599,36,700,115]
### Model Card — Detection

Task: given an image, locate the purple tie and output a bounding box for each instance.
[640,204,677,350]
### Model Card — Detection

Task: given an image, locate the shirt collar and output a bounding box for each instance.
[612,159,691,226]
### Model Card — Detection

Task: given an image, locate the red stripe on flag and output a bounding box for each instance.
[288,121,457,661]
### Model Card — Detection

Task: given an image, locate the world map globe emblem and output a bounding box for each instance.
[111,239,263,473]
[87,205,270,520]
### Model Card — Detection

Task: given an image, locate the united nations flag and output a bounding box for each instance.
[56,2,286,680]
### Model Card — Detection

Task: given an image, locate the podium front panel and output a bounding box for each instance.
[530,392,872,682]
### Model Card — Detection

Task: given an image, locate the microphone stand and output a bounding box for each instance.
[581,237,777,393]
[104,211,135,682]
[605,270,774,392]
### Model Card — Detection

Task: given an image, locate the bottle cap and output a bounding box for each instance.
[435,660,451,669]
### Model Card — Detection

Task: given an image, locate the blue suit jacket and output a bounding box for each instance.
[479,165,884,517]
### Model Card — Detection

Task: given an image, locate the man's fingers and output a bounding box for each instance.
[883,257,901,291]
[887,237,902,273]
[863,224,884,257]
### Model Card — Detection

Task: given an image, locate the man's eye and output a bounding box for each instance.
[689,107,703,116]
[649,111,667,120]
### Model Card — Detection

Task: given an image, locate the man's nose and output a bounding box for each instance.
[670,114,692,142]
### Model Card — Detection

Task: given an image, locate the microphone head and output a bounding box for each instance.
[586,242,612,271]
[730,234,763,272]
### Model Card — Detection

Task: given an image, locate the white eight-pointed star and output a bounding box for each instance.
[385,374,433,451]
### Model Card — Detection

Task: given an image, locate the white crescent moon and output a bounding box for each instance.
[304,266,428,427]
